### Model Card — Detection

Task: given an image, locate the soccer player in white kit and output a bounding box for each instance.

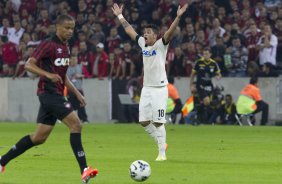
[112,3,188,161]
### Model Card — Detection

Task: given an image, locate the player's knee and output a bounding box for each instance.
[31,135,47,145]
[69,122,82,133]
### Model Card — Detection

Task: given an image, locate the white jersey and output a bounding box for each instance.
[137,36,168,87]
[257,34,278,66]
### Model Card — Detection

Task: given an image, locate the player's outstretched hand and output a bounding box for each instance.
[46,73,63,83]
[177,3,188,18]
[112,3,123,16]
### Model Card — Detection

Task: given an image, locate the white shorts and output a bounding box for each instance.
[139,86,168,123]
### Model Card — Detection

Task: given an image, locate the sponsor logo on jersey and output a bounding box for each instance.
[54,58,70,66]
[57,48,62,54]
[142,50,157,57]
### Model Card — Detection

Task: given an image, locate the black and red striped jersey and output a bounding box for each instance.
[32,35,70,96]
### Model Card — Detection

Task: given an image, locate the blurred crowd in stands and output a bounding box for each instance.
[0,0,281,79]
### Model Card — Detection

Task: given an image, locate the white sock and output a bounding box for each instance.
[144,123,158,143]
[156,124,166,156]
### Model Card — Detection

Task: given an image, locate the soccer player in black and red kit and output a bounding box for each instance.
[0,15,98,184]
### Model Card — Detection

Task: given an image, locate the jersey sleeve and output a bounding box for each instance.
[31,41,52,61]
[136,35,145,48]
[214,62,221,74]
[193,61,200,73]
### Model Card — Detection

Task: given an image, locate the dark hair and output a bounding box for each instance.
[202,47,211,53]
[168,76,174,84]
[225,94,232,99]
[56,15,74,25]
[144,24,159,35]
[250,76,258,85]
[264,62,274,70]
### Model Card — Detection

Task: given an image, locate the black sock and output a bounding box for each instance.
[0,135,34,166]
[70,133,87,174]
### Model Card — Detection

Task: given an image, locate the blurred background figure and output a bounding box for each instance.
[67,55,89,123]
[166,76,183,124]
[220,94,237,125]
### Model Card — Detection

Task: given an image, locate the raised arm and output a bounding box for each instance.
[163,4,188,44]
[112,3,138,40]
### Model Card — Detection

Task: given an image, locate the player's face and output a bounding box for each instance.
[203,51,211,60]
[57,20,75,42]
[143,28,157,45]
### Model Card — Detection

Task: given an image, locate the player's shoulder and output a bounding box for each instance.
[195,57,204,64]
[209,58,217,64]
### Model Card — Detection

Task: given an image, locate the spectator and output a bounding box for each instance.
[168,47,185,77]
[257,24,278,66]
[108,48,122,79]
[185,42,198,76]
[228,37,248,77]
[90,22,106,44]
[77,41,93,78]
[1,36,19,76]
[236,76,269,125]
[211,36,227,76]
[245,23,261,65]
[67,55,89,123]
[124,77,142,123]
[274,18,282,65]
[0,17,12,36]
[8,20,25,45]
[106,27,121,53]
[169,26,183,48]
[208,18,226,46]
[121,41,134,79]
[183,23,196,43]
[35,9,51,39]
[13,45,36,79]
[92,42,108,79]
[258,62,279,77]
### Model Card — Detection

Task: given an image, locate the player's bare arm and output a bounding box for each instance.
[163,4,188,44]
[216,73,222,80]
[25,57,63,83]
[65,75,86,107]
[112,3,138,40]
[190,70,196,92]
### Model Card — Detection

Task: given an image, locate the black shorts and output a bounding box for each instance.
[68,90,84,110]
[197,86,212,100]
[37,94,73,125]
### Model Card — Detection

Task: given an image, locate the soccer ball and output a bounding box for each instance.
[129,160,151,182]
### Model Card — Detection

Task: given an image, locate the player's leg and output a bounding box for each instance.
[0,104,55,172]
[152,86,168,161]
[61,112,98,183]
[139,87,158,143]
[197,89,210,124]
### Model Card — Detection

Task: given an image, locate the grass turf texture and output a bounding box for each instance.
[0,123,282,184]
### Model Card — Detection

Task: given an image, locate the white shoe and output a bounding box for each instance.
[155,155,167,161]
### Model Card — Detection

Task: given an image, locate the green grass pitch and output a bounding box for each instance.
[0,123,282,184]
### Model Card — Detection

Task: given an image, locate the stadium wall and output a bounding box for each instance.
[0,77,281,123]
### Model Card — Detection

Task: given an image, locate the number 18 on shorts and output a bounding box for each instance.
[139,86,168,123]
